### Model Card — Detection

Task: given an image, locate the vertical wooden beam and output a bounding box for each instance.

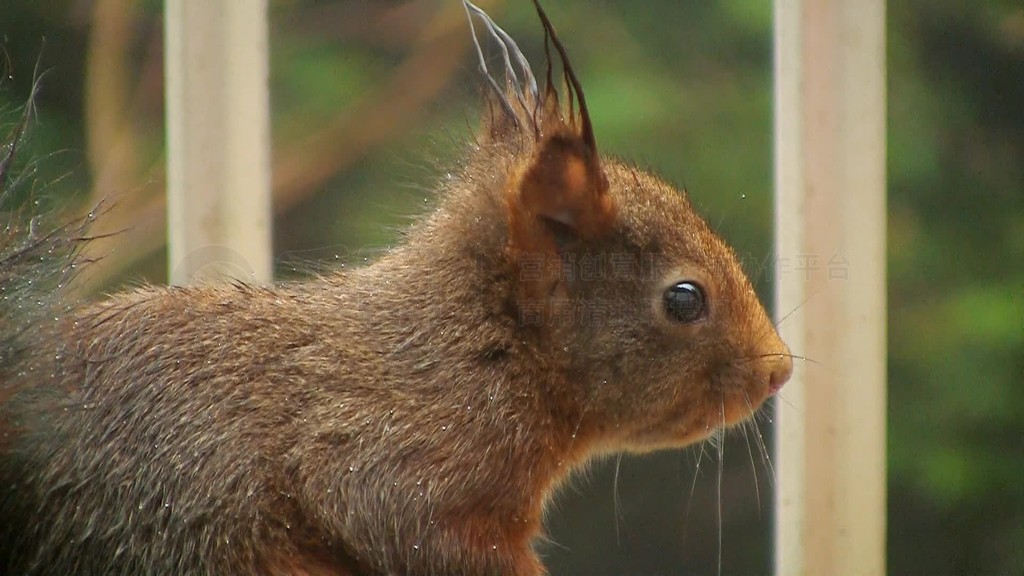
[773,0,887,574]
[165,0,272,285]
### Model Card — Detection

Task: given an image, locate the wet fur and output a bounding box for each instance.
[0,3,791,574]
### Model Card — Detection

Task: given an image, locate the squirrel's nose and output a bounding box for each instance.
[768,352,793,395]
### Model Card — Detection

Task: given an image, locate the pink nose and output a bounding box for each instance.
[768,353,793,395]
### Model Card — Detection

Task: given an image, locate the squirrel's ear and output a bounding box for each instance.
[509,132,614,247]
[506,0,615,256]
[504,130,615,313]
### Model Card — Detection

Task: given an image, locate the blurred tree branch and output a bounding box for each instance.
[75,0,497,292]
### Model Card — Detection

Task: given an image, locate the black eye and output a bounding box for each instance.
[664,281,707,323]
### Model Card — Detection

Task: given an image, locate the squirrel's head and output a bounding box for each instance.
[459,1,792,453]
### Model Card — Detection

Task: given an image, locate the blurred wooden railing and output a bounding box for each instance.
[773,0,888,574]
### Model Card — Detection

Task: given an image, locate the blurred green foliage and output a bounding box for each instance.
[2,0,1022,574]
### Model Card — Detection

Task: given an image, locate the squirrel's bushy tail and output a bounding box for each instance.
[0,82,92,387]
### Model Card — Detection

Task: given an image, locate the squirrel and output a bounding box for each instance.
[0,2,792,575]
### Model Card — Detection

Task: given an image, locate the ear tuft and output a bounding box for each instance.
[466,1,616,319]
[463,1,602,155]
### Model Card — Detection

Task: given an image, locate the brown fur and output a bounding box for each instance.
[0,3,791,575]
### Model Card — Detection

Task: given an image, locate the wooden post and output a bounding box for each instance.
[165,0,272,285]
[773,0,887,574]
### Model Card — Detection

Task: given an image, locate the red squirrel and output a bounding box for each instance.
[0,2,792,574]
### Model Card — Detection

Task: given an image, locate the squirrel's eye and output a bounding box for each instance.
[664,281,707,323]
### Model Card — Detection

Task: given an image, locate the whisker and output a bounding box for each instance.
[739,399,761,516]
[774,294,811,330]
[567,379,605,456]
[716,397,725,576]
[612,454,623,547]
[743,289,811,352]
[736,352,822,368]
[752,400,774,425]
[706,423,725,452]
[747,286,819,359]
[754,424,776,487]
[682,439,709,546]
[774,389,799,412]
[533,531,570,552]
[745,391,776,487]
